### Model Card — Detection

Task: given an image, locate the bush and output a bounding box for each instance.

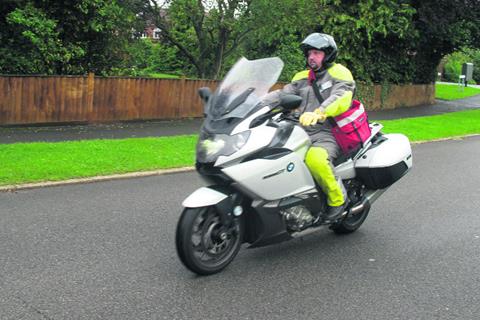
[113,39,187,77]
[463,48,480,83]
[443,48,480,84]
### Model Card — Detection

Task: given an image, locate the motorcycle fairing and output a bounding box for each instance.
[222,152,316,201]
[214,122,277,167]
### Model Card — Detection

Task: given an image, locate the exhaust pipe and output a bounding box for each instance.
[348,188,388,216]
[292,188,389,238]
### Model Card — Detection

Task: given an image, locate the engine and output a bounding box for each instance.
[281,205,315,232]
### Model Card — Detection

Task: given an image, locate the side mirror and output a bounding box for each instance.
[198,87,212,117]
[198,87,212,104]
[279,94,302,110]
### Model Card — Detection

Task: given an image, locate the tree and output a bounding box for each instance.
[3,0,478,83]
[115,38,186,76]
[0,0,137,75]
[408,0,480,83]
[240,0,318,81]
[245,0,418,83]
[144,0,257,79]
[306,0,417,83]
[294,0,479,84]
[0,0,73,74]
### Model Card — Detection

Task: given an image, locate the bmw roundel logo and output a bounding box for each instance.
[287,162,295,172]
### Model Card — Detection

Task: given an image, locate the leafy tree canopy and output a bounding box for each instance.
[1,0,479,83]
[0,0,137,74]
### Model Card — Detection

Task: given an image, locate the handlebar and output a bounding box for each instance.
[278,112,300,123]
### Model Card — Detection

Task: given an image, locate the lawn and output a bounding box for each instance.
[435,83,480,100]
[1,110,480,186]
[379,109,480,141]
[0,135,196,186]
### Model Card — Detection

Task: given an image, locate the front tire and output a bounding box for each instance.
[176,206,243,275]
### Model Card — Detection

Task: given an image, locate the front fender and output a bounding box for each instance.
[182,187,229,208]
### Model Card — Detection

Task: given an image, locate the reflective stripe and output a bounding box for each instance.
[336,104,365,127]
[320,80,333,91]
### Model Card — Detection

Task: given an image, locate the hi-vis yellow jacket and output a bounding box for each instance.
[263,63,355,136]
[288,63,355,118]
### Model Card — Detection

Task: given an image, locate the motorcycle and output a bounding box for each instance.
[176,57,413,275]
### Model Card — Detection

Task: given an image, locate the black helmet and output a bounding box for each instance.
[300,33,338,64]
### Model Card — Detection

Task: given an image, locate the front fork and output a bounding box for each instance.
[215,192,243,228]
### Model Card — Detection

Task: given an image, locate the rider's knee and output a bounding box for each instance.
[305,147,329,167]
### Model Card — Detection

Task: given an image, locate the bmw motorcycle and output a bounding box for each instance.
[176,57,412,275]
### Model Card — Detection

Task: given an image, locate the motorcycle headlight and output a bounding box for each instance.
[196,131,250,163]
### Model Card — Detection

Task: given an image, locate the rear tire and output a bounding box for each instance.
[176,206,243,275]
[330,205,370,234]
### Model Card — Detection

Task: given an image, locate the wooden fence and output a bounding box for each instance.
[0,74,218,125]
[0,74,435,125]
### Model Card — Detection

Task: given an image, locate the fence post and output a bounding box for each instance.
[87,72,95,120]
[178,76,186,118]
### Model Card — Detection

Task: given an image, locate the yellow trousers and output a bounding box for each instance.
[305,147,345,207]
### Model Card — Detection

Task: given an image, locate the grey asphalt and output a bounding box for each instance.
[1,94,479,144]
[1,136,480,319]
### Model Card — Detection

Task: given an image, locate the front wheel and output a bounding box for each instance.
[176,206,243,275]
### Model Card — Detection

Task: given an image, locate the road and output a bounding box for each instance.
[1,136,480,319]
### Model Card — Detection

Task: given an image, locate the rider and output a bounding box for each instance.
[267,33,355,221]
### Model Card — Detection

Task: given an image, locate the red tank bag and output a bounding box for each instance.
[331,100,371,154]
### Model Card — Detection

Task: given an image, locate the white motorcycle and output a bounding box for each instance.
[176,57,412,275]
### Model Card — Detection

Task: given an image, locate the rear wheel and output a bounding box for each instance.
[330,205,370,234]
[176,206,243,275]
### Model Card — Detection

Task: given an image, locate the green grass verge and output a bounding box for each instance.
[435,83,480,100]
[145,73,180,79]
[1,110,480,186]
[0,135,196,186]
[379,109,480,141]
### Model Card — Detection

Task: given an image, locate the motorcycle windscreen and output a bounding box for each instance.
[206,57,284,120]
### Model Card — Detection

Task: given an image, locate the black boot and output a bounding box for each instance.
[325,204,346,221]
